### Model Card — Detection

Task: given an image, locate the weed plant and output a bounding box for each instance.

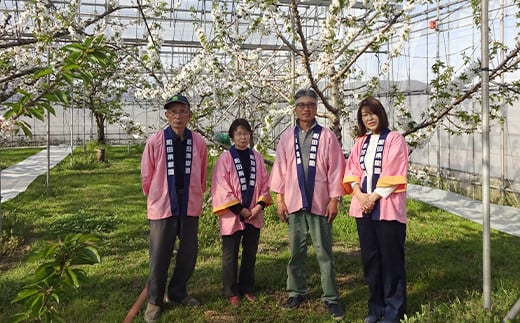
[0,145,519,322]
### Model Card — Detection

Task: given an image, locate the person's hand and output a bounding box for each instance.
[240,208,252,219]
[276,199,289,223]
[326,198,339,223]
[356,192,374,213]
[362,201,375,213]
[360,192,381,213]
[249,204,263,220]
[356,192,370,206]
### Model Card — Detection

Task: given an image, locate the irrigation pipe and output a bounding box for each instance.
[123,285,148,323]
[503,297,520,322]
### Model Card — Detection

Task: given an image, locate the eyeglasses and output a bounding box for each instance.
[166,109,190,116]
[234,132,251,138]
[295,102,317,109]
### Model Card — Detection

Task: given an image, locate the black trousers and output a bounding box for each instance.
[221,223,260,297]
[356,218,407,322]
[148,215,199,305]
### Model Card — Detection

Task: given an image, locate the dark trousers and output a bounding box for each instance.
[148,215,199,305]
[221,223,260,297]
[356,218,407,322]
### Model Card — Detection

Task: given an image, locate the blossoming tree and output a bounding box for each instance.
[1,0,519,151]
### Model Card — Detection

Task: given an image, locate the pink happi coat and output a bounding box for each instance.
[141,128,208,220]
[270,125,346,216]
[343,131,408,223]
[211,149,273,235]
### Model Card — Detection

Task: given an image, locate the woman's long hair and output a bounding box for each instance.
[356,97,389,136]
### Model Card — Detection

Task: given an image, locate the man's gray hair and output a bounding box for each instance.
[294,88,318,101]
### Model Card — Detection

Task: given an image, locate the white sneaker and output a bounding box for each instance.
[144,303,161,323]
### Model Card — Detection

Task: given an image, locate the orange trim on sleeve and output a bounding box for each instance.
[212,199,241,216]
[258,195,274,207]
[342,175,361,195]
[377,175,407,187]
[376,176,407,193]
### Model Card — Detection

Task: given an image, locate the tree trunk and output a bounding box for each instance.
[328,74,343,144]
[95,112,106,145]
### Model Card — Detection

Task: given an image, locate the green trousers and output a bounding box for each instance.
[286,210,339,303]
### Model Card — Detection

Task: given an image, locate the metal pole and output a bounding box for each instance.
[46,50,51,192]
[0,145,2,233]
[71,94,74,162]
[436,1,441,188]
[46,107,51,192]
[499,0,505,204]
[446,4,451,176]
[498,2,518,320]
[480,0,491,310]
[290,1,296,121]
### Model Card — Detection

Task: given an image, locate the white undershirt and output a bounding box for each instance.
[352,134,396,199]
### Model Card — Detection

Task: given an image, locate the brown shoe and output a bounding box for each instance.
[229,295,241,307]
[244,293,257,302]
[144,303,161,323]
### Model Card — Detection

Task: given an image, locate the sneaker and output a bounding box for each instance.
[282,295,306,309]
[325,302,345,321]
[144,303,161,323]
[229,295,241,307]
[180,295,200,306]
[244,293,257,302]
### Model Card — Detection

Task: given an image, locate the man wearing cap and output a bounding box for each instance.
[141,94,208,322]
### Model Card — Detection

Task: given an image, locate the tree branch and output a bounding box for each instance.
[0,5,141,49]
[402,40,520,137]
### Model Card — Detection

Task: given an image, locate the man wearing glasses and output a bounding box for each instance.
[270,88,346,321]
[141,94,208,322]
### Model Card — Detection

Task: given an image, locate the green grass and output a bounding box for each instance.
[0,147,44,170]
[0,145,519,322]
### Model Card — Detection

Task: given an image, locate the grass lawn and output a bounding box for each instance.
[0,147,44,170]
[0,145,519,322]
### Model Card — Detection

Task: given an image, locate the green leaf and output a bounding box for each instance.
[34,68,53,79]
[65,268,80,288]
[62,72,75,85]
[30,107,45,121]
[46,105,56,116]
[87,55,101,65]
[11,288,40,304]
[84,36,94,48]
[62,63,82,71]
[54,90,69,104]
[43,92,58,102]
[19,122,33,137]
[78,70,93,82]
[73,269,88,283]
[16,88,31,97]
[91,51,110,61]
[77,233,100,243]
[62,43,84,54]
[72,246,101,265]
[49,292,60,304]
[65,233,83,242]
[3,107,16,119]
[29,294,44,314]
[32,265,56,283]
[64,51,82,63]
[8,312,31,323]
